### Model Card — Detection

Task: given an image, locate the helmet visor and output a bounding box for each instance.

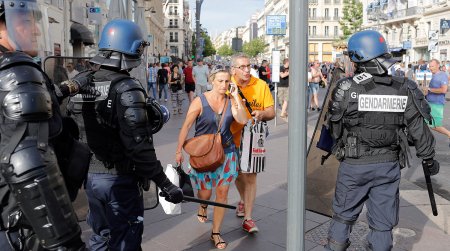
[5,0,47,56]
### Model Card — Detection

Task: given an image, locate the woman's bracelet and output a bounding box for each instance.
[176,151,182,154]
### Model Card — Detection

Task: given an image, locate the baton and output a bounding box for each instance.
[183,196,236,210]
[422,165,438,216]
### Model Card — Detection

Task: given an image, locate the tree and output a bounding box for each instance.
[339,0,363,40]
[242,38,266,58]
[216,44,234,57]
[191,28,216,58]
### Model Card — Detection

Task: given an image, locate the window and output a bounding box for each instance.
[308,8,311,18]
[334,26,338,36]
[325,8,329,18]
[325,26,329,36]
[309,26,311,36]
[170,32,179,42]
[312,8,316,18]
[334,8,339,19]
[169,19,178,28]
[313,26,317,35]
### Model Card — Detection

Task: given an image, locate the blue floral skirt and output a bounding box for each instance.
[188,150,239,190]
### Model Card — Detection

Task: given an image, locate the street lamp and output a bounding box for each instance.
[195,0,204,60]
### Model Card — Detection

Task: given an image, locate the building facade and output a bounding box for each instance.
[364,0,450,63]
[308,0,344,62]
[163,0,191,60]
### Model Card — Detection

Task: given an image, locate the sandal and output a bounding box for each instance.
[197,205,208,223]
[280,113,288,119]
[210,232,227,249]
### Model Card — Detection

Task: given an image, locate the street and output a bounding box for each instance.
[75,84,450,250]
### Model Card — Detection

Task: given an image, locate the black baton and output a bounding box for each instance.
[183,196,236,209]
[422,165,438,216]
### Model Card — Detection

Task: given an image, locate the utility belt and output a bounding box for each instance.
[88,157,135,175]
[335,133,400,164]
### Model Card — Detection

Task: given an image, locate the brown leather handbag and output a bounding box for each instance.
[183,98,229,173]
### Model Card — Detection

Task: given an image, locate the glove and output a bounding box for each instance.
[69,75,98,96]
[159,181,183,204]
[422,158,440,176]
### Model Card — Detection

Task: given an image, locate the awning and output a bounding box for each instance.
[70,23,94,45]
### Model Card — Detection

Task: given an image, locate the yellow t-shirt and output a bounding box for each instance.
[230,76,274,146]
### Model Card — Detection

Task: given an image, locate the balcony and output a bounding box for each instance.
[168,25,179,29]
[169,39,179,43]
[368,7,423,24]
[309,0,318,4]
[334,0,340,3]
[324,0,331,4]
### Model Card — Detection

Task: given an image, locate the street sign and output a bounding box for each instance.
[88,7,102,24]
[402,40,412,49]
[428,41,438,53]
[441,19,450,29]
[272,50,281,83]
[266,15,287,35]
[428,30,439,40]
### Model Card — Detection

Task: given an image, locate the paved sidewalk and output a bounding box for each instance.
[79,99,450,250]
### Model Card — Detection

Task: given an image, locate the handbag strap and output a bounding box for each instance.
[237,88,253,114]
[215,97,229,134]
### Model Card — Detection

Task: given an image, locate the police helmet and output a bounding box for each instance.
[147,98,170,134]
[98,19,148,57]
[347,30,388,63]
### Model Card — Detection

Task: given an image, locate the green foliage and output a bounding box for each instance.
[242,38,266,58]
[216,44,234,57]
[191,29,216,58]
[339,0,363,40]
[201,30,216,57]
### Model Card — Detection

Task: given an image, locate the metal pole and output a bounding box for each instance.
[287,0,308,250]
[195,0,204,60]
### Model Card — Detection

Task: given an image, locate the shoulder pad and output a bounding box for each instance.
[115,77,144,94]
[352,72,373,85]
[391,76,406,85]
[336,77,353,91]
[405,79,419,91]
[0,64,45,91]
[0,51,39,70]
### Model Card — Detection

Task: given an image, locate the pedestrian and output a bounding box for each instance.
[325,30,439,251]
[147,63,158,99]
[309,60,323,111]
[70,19,183,251]
[424,59,450,147]
[175,68,248,249]
[0,1,86,249]
[230,53,275,233]
[193,58,209,96]
[184,59,196,103]
[279,58,289,119]
[158,63,169,101]
[169,65,184,114]
[258,60,269,83]
[66,62,79,79]
[250,64,259,78]
[405,63,414,81]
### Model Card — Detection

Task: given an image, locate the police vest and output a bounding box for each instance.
[341,73,408,161]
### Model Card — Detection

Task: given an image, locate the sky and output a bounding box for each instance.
[188,0,265,38]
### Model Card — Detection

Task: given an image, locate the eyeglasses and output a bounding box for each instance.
[233,64,252,71]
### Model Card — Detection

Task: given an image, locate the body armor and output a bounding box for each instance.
[328,73,433,165]
[0,51,83,250]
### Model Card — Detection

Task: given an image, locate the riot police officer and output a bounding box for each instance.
[0,1,85,250]
[325,30,439,250]
[67,19,183,250]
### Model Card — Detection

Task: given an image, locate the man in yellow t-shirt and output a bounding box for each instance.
[230,53,275,233]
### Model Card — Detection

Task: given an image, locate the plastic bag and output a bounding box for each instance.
[158,164,181,215]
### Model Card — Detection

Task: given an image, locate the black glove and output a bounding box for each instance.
[159,182,183,204]
[70,75,98,96]
[422,159,440,176]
